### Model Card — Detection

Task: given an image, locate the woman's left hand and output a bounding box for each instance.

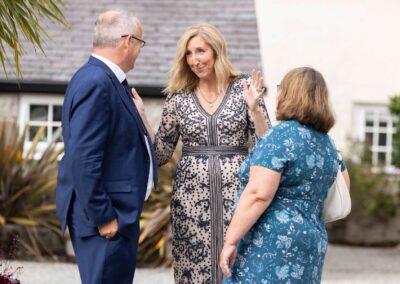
[219,243,238,278]
[243,69,266,112]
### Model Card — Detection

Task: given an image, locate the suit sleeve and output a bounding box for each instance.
[69,78,115,226]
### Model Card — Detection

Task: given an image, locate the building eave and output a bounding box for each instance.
[0,80,164,97]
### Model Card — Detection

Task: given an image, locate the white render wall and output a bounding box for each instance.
[256,0,400,152]
[0,94,19,121]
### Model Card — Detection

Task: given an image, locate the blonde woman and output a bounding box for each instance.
[133,23,271,283]
[219,67,350,283]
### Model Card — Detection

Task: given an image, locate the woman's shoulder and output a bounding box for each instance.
[231,72,250,83]
[166,90,191,100]
[228,73,250,94]
[277,121,334,148]
[277,120,322,133]
[261,121,289,140]
[272,120,299,132]
[261,121,303,140]
[253,122,295,157]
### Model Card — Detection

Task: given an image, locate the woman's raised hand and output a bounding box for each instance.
[242,69,266,112]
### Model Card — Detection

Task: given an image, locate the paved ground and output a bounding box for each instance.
[322,244,400,284]
[7,244,400,283]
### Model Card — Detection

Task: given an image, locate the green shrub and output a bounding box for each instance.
[346,160,400,219]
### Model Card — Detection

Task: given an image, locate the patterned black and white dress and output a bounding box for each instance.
[156,74,271,284]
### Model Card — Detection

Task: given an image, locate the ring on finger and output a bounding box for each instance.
[257,87,266,94]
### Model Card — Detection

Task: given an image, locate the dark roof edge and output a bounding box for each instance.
[0,80,164,97]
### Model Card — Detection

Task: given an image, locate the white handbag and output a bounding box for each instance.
[322,165,351,223]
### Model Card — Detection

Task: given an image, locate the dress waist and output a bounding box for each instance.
[182,145,248,156]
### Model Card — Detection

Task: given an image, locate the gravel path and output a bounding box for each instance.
[7,244,400,283]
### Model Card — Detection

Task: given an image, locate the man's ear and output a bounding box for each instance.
[120,36,131,49]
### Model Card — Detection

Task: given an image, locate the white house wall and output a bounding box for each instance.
[0,94,19,120]
[256,0,400,153]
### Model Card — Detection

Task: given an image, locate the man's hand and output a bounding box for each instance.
[98,218,118,239]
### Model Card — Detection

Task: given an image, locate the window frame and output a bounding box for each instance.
[19,94,64,159]
[353,104,398,173]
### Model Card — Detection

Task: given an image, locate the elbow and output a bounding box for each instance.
[254,192,274,205]
[156,152,171,166]
[246,185,274,208]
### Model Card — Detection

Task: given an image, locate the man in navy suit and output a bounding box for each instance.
[56,10,157,284]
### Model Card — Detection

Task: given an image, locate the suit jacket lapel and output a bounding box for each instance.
[88,56,146,142]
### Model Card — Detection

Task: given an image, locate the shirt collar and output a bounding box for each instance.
[91,53,126,83]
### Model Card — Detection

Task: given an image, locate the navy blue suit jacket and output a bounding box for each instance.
[56,56,156,239]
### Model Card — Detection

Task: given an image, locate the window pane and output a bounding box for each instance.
[52,127,63,143]
[53,105,62,122]
[377,152,386,164]
[29,126,48,142]
[30,105,48,121]
[365,132,373,146]
[379,120,387,127]
[378,133,387,146]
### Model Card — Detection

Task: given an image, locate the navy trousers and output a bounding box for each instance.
[68,196,139,284]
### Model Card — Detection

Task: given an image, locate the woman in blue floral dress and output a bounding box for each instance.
[220,67,351,283]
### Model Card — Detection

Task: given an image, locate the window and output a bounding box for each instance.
[19,95,64,158]
[353,104,398,171]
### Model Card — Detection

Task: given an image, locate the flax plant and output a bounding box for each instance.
[0,120,63,259]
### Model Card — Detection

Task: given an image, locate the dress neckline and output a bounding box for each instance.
[191,82,233,117]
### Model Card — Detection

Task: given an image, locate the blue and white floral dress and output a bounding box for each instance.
[224,120,346,284]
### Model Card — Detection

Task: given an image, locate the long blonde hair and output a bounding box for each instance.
[276,67,335,133]
[164,23,239,95]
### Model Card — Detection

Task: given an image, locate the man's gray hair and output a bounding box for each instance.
[93,10,137,48]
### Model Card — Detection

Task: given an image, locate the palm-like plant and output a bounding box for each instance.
[0,0,67,77]
[0,120,64,259]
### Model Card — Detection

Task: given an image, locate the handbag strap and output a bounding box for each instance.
[329,137,343,171]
